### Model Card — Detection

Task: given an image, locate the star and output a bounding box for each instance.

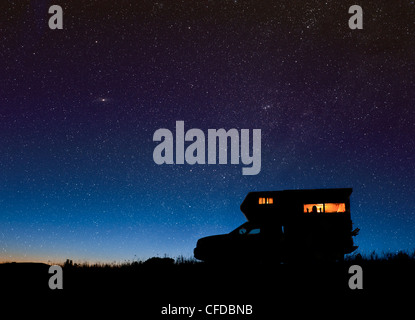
[261,104,272,111]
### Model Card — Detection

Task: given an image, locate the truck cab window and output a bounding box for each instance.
[248,228,260,235]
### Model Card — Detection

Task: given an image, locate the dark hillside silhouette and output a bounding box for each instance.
[2,253,415,317]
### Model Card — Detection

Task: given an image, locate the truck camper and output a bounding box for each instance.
[194,188,359,262]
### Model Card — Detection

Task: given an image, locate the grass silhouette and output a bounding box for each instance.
[49,250,415,269]
[2,251,414,317]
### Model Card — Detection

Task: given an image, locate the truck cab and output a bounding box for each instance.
[194,188,359,263]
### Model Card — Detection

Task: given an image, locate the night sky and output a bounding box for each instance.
[1,0,414,263]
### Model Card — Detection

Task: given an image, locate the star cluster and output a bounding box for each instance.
[0,0,414,262]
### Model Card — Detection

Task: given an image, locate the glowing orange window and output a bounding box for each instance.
[325,203,346,213]
[259,197,273,205]
[304,203,346,213]
[304,203,324,213]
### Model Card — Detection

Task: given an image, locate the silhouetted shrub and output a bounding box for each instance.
[175,255,198,265]
[143,257,175,266]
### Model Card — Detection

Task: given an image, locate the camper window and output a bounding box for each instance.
[324,203,346,213]
[259,197,273,205]
[304,203,346,213]
[304,203,324,213]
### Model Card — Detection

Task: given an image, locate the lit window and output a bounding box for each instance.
[304,203,324,213]
[304,203,346,213]
[325,203,346,213]
[259,197,274,205]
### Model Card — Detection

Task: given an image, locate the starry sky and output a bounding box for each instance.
[1,0,414,263]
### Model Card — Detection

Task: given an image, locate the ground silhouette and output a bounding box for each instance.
[1,252,414,317]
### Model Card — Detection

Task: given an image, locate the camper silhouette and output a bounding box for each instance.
[194,188,359,263]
